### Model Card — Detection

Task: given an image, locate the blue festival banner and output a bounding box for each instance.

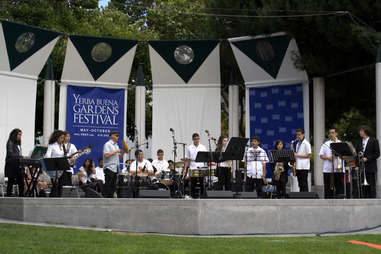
[249,84,304,177]
[66,85,125,172]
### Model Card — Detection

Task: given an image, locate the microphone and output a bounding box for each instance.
[170,128,174,132]
[205,130,210,135]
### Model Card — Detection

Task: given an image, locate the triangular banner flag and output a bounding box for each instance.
[70,35,137,81]
[1,20,60,71]
[232,35,291,79]
[149,40,219,83]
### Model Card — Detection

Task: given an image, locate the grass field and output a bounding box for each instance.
[1,223,381,254]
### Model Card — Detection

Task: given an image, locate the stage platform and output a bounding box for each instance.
[1,198,381,235]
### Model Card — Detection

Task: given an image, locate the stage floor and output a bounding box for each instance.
[1,198,380,235]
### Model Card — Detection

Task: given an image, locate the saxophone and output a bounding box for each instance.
[274,162,284,181]
[288,139,297,177]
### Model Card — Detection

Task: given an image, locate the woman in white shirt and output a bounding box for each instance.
[44,130,67,197]
[77,158,103,197]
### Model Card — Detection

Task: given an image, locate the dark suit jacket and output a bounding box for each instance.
[355,137,380,173]
[4,140,22,178]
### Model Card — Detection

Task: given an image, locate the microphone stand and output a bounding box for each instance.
[206,133,213,190]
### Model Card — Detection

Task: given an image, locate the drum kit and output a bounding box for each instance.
[116,159,220,198]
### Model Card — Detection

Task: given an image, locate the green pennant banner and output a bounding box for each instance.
[149,40,219,83]
[232,35,291,79]
[1,20,60,71]
[70,35,137,81]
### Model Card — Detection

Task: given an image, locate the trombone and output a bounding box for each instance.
[358,151,369,186]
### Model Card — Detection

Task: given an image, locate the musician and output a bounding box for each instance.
[5,128,24,197]
[152,149,169,177]
[62,131,78,185]
[78,158,103,197]
[130,150,154,175]
[270,140,289,198]
[45,130,68,197]
[355,125,380,198]
[121,159,132,174]
[294,128,312,192]
[183,133,207,198]
[103,131,126,198]
[319,128,344,198]
[215,135,232,191]
[245,136,268,198]
[94,158,105,184]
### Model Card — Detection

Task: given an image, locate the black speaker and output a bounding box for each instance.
[117,187,134,198]
[84,188,103,198]
[287,192,319,199]
[234,192,257,199]
[138,190,170,198]
[206,191,233,199]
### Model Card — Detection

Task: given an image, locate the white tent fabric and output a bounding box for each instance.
[149,44,221,160]
[0,22,58,177]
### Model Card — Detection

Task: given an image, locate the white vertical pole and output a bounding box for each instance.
[376,63,381,197]
[58,83,67,131]
[229,84,239,138]
[313,77,325,192]
[43,80,55,145]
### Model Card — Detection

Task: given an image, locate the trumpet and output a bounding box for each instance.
[288,139,297,176]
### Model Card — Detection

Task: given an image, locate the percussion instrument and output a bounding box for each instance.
[160,171,173,187]
[117,173,130,187]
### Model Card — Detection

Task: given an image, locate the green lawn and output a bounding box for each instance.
[1,223,381,254]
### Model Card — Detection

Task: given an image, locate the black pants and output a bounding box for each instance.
[275,172,288,198]
[104,168,117,198]
[190,177,204,198]
[6,173,24,197]
[216,167,231,191]
[246,177,263,198]
[60,171,72,186]
[323,173,344,198]
[296,170,309,192]
[362,172,377,198]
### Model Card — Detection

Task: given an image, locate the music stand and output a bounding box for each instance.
[42,158,70,197]
[224,137,249,161]
[330,142,353,199]
[222,137,249,194]
[269,150,295,163]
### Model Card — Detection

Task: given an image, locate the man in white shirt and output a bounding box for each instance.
[103,131,126,198]
[294,128,312,192]
[245,136,269,198]
[94,158,105,184]
[130,150,154,175]
[183,133,207,198]
[319,128,344,198]
[152,149,169,178]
